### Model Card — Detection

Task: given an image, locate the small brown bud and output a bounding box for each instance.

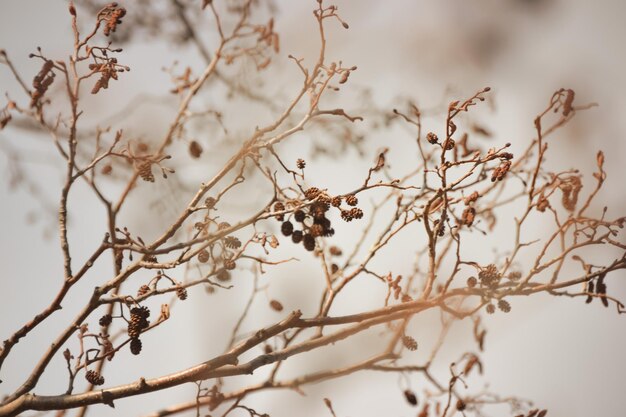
[467,276,477,288]
[269,299,283,312]
[189,140,203,158]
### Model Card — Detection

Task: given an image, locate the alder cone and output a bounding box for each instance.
[130,337,142,355]
[85,370,105,386]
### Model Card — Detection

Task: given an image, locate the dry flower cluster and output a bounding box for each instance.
[0,1,624,417]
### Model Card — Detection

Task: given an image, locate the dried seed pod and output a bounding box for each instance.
[317,194,330,206]
[464,191,479,206]
[508,271,522,281]
[536,193,550,212]
[331,196,342,207]
[303,234,315,251]
[281,221,294,236]
[294,209,306,222]
[585,280,595,304]
[463,354,482,376]
[224,236,241,249]
[205,197,217,209]
[101,164,113,175]
[273,202,285,221]
[559,176,582,211]
[130,337,142,355]
[296,158,306,169]
[99,314,112,327]
[137,285,150,297]
[137,143,149,154]
[461,207,476,226]
[486,303,496,314]
[309,201,329,219]
[426,132,439,144]
[455,399,466,411]
[102,3,126,36]
[291,230,303,243]
[136,161,155,182]
[443,138,455,150]
[479,264,500,288]
[269,299,283,312]
[404,389,418,406]
[224,259,236,270]
[402,335,418,351]
[467,276,477,288]
[349,207,363,219]
[128,306,150,338]
[189,140,203,158]
[30,60,55,107]
[304,187,321,200]
[310,223,324,238]
[85,370,105,386]
[345,194,358,206]
[596,274,609,307]
[216,270,231,282]
[197,249,210,263]
[134,305,151,321]
[562,89,575,116]
[329,246,342,256]
[497,299,511,313]
[491,160,511,182]
[176,286,188,301]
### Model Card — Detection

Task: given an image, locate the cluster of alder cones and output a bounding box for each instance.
[275,185,363,252]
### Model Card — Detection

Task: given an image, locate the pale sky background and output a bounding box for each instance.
[1,1,625,416]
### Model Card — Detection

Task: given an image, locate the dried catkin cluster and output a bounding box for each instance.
[98,2,126,36]
[30,59,55,108]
